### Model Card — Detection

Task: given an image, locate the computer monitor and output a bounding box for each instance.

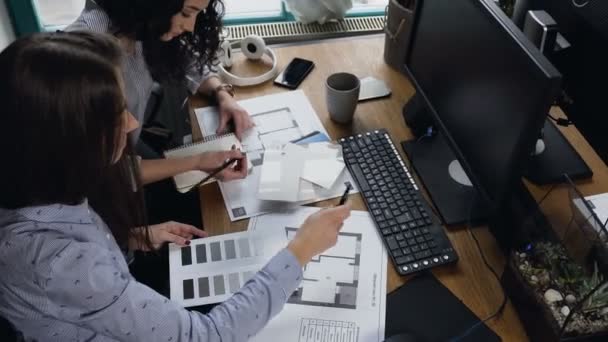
[401,0,562,224]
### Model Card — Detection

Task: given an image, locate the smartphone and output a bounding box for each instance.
[274,58,315,89]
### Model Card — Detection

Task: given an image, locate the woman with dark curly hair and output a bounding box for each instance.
[66,0,252,189]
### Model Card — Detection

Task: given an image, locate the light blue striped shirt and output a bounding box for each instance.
[66,0,214,142]
[0,202,302,341]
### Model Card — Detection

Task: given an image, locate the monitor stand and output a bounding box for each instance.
[401,133,489,227]
[523,119,593,184]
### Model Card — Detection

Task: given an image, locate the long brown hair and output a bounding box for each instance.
[0,31,151,250]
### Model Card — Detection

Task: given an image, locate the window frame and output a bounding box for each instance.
[6,0,387,36]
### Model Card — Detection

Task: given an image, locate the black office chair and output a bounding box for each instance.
[139,81,194,156]
[0,315,22,341]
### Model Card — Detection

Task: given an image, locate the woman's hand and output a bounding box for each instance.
[287,203,352,266]
[216,93,254,141]
[195,147,248,181]
[130,221,208,251]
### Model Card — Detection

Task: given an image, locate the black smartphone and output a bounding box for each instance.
[274,58,315,89]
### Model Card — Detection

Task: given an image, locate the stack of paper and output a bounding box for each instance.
[195,90,358,221]
[258,142,346,202]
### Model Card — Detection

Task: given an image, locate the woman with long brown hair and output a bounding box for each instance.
[0,31,350,341]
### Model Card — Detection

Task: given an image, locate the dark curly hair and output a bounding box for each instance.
[95,0,225,83]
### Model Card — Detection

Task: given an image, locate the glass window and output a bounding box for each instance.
[223,0,284,20]
[350,0,389,15]
[27,0,387,33]
[34,0,84,28]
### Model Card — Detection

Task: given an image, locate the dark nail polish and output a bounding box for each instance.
[186,240,191,245]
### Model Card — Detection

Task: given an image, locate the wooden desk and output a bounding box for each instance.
[190,35,608,341]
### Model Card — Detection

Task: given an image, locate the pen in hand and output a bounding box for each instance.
[188,157,239,192]
[338,183,353,206]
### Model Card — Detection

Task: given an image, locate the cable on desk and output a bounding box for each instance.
[548,113,572,127]
[449,184,559,341]
[449,195,508,342]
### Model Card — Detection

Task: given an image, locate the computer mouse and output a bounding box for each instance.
[384,332,426,342]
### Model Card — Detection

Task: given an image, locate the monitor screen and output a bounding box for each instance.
[404,0,561,208]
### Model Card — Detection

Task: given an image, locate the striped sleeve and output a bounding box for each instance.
[64,4,112,33]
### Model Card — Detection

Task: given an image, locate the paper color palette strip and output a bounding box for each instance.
[169,231,271,307]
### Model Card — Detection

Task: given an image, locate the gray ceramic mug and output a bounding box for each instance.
[326,73,360,124]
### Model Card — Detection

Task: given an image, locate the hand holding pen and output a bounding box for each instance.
[338,183,353,206]
[191,146,248,191]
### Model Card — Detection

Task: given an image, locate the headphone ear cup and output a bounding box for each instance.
[240,35,266,60]
[219,40,234,68]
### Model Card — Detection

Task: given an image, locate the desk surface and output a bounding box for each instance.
[190,35,608,341]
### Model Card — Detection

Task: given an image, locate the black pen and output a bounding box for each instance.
[290,130,321,144]
[188,157,240,192]
[338,183,353,206]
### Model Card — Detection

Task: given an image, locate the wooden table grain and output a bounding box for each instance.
[189,35,608,341]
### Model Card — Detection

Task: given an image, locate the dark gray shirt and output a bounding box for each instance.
[0,202,302,341]
[66,0,213,142]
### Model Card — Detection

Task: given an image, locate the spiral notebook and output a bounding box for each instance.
[164,133,248,193]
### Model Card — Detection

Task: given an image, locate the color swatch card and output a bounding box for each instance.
[168,231,271,307]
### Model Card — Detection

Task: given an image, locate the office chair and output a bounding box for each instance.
[0,314,22,341]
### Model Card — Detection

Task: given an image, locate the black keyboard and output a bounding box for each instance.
[339,129,458,275]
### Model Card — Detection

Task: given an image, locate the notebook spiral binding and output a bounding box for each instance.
[164,132,236,153]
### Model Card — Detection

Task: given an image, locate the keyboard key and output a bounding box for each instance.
[395,233,405,241]
[351,165,369,191]
[395,256,409,265]
[383,209,393,219]
[396,213,413,224]
[393,249,403,257]
[398,240,408,248]
[386,236,399,250]
[402,247,412,255]
[391,226,400,233]
[381,228,392,236]
[416,236,426,244]
[416,250,433,260]
[411,208,422,219]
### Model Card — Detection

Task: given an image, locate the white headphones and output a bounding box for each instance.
[218,35,279,87]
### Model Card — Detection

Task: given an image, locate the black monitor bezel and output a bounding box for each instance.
[402,0,562,212]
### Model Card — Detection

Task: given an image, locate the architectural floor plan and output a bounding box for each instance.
[285,227,361,309]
